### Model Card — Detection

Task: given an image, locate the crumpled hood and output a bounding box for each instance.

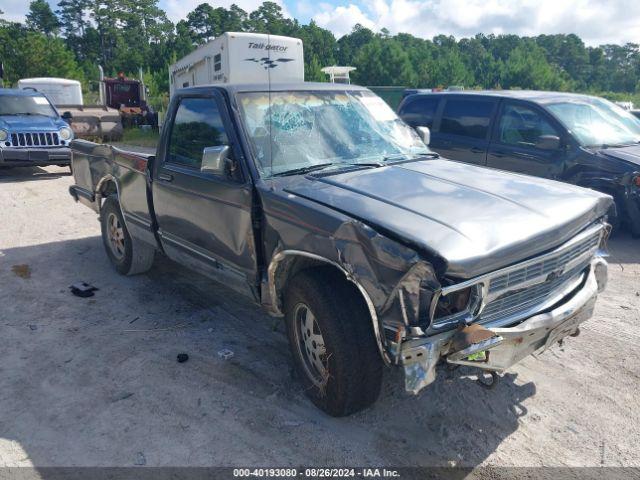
[0,115,64,132]
[286,159,612,279]
[598,144,640,169]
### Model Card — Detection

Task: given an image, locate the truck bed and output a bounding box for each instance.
[69,139,157,247]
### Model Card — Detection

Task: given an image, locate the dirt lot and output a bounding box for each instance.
[1,164,639,470]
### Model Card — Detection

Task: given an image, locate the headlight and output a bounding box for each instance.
[429,283,483,330]
[59,127,73,141]
[0,129,7,142]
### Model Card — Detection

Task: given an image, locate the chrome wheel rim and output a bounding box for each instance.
[293,303,328,387]
[106,212,125,260]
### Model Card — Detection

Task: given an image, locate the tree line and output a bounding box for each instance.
[2,0,640,108]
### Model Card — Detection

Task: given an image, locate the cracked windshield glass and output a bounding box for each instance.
[238,90,430,176]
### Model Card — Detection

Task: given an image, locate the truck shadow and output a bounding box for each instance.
[0,166,71,183]
[0,234,635,471]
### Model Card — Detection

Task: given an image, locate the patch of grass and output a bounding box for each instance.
[121,127,160,148]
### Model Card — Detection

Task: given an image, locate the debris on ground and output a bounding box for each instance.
[28,324,37,331]
[134,452,146,466]
[11,264,31,279]
[69,282,98,298]
[177,353,189,363]
[217,348,234,360]
[112,392,134,403]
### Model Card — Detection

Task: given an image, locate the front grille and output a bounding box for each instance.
[488,232,600,294]
[480,262,588,323]
[478,226,602,325]
[8,132,60,148]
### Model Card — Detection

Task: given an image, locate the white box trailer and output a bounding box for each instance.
[169,32,304,96]
[17,77,84,105]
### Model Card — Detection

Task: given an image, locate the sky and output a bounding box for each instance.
[2,0,640,46]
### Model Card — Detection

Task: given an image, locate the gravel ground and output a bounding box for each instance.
[0,164,639,470]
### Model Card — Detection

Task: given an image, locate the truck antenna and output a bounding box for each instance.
[268,32,274,190]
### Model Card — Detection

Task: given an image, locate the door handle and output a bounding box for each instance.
[492,151,506,158]
[158,173,173,182]
[470,147,485,153]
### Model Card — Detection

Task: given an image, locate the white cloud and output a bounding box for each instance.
[313,0,640,45]
[313,4,376,37]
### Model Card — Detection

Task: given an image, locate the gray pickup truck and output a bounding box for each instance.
[69,83,611,416]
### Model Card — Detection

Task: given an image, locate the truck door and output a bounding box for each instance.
[429,96,497,166]
[152,92,258,293]
[487,100,567,178]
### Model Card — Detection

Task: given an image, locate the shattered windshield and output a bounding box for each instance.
[0,94,57,117]
[547,97,640,148]
[237,90,429,177]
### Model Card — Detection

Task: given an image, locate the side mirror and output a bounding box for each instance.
[62,111,73,121]
[201,145,231,176]
[536,135,561,150]
[416,126,430,146]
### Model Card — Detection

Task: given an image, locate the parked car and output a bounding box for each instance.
[398,90,640,236]
[0,88,73,168]
[69,83,611,416]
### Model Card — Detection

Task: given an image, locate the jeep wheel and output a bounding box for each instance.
[101,196,155,275]
[284,268,383,416]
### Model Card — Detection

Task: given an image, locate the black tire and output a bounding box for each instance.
[100,196,155,275]
[284,267,383,416]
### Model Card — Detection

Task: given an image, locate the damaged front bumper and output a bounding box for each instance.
[401,257,607,395]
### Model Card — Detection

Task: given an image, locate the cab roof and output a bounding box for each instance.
[404,89,600,105]
[175,82,369,96]
[0,88,48,97]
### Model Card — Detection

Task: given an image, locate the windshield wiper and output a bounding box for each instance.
[591,140,640,149]
[1,112,50,117]
[383,152,439,163]
[271,163,338,177]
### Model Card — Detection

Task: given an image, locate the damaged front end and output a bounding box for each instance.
[399,223,609,394]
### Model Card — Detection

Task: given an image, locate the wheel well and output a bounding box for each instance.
[95,177,118,211]
[99,179,117,198]
[269,252,389,364]
[272,254,368,315]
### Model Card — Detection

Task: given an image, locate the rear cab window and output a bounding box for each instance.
[439,98,496,139]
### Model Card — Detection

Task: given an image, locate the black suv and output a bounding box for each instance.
[398,90,640,235]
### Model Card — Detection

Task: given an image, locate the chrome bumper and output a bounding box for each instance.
[402,258,607,395]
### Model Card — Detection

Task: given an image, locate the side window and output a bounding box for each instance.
[167,97,229,169]
[440,99,494,139]
[498,103,559,147]
[400,96,440,128]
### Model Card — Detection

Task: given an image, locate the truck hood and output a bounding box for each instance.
[0,115,64,131]
[597,144,640,169]
[285,159,612,279]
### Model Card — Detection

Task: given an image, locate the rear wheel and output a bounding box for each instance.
[100,196,155,275]
[284,268,383,416]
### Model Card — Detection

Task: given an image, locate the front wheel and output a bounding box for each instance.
[100,196,155,275]
[284,268,383,416]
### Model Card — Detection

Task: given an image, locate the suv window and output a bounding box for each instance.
[400,96,440,128]
[168,97,228,169]
[498,103,558,147]
[440,98,494,139]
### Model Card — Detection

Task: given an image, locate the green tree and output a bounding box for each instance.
[0,23,83,83]
[26,0,61,36]
[501,43,570,90]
